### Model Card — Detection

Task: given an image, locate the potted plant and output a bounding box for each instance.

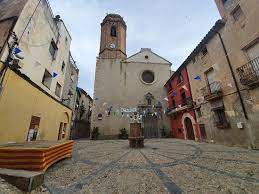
[118,128,128,140]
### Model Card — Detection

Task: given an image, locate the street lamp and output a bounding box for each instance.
[62,90,73,102]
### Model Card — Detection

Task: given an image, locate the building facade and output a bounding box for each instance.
[165,67,201,141]
[169,0,259,148]
[92,14,172,138]
[0,66,72,143]
[0,0,79,143]
[71,87,93,139]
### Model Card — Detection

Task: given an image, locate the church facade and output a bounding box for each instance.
[92,14,172,138]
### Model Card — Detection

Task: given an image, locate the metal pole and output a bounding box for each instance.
[216,31,248,120]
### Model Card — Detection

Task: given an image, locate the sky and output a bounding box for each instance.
[49,0,221,97]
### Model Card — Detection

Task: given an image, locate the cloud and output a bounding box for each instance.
[48,0,220,96]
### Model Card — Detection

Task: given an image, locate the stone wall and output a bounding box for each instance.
[92,55,171,137]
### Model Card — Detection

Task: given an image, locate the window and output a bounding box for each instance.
[201,47,208,56]
[42,69,52,89]
[111,25,117,37]
[145,55,149,59]
[55,82,62,97]
[147,98,152,106]
[141,70,155,84]
[177,73,183,83]
[232,6,244,22]
[181,90,187,105]
[61,62,66,72]
[213,108,229,129]
[196,107,202,118]
[49,39,58,60]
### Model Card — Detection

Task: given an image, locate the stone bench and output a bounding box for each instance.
[0,140,74,171]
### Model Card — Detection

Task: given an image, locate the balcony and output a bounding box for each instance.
[167,98,193,115]
[237,56,259,88]
[201,81,223,101]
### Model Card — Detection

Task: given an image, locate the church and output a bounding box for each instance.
[92,14,172,138]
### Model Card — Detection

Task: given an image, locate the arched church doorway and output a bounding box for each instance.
[184,117,195,140]
[143,114,158,138]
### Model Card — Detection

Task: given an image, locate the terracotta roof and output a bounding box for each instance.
[164,20,225,87]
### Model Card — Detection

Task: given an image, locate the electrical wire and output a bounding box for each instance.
[18,0,42,43]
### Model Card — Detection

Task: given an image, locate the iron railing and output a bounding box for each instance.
[237,56,259,87]
[201,81,222,99]
[166,97,193,114]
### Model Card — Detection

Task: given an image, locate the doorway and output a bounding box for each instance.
[27,116,41,142]
[58,122,67,140]
[143,114,158,138]
[199,124,207,141]
[184,117,195,140]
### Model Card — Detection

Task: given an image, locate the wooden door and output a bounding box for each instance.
[184,118,195,140]
[143,114,158,138]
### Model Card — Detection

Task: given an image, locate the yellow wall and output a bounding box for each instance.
[0,68,72,144]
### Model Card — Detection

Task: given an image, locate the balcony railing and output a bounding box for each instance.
[201,81,223,101]
[237,56,259,87]
[166,98,193,115]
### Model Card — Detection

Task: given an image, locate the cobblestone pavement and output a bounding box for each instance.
[42,139,259,194]
[1,139,259,194]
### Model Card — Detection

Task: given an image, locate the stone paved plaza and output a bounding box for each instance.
[42,139,259,194]
[1,139,259,194]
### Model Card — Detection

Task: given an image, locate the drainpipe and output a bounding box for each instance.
[214,31,248,120]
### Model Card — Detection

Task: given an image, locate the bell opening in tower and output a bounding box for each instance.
[111,25,117,37]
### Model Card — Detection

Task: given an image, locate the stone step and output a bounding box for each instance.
[0,168,44,192]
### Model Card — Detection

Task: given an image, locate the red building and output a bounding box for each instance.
[165,67,201,141]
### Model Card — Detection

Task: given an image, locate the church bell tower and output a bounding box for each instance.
[99,14,127,59]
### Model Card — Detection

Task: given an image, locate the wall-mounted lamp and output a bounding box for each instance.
[62,90,73,102]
